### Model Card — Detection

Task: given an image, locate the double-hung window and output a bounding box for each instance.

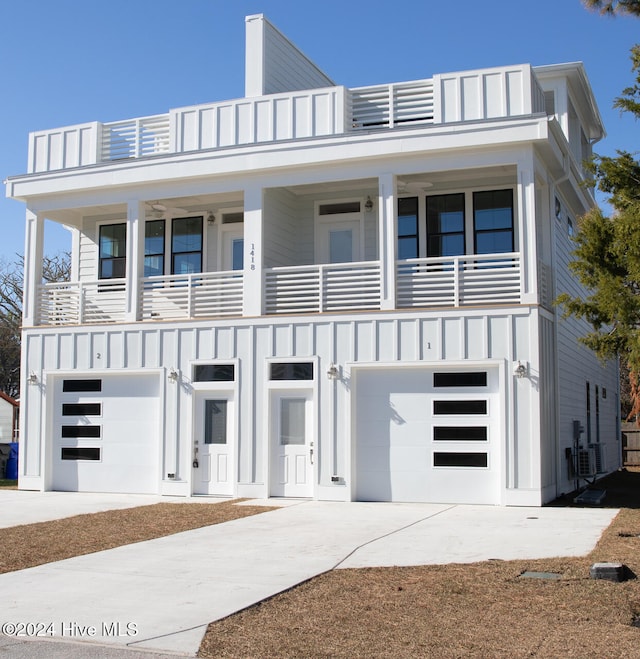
[473,190,514,254]
[172,217,203,274]
[397,198,419,259]
[99,224,126,279]
[144,219,165,277]
[426,193,465,257]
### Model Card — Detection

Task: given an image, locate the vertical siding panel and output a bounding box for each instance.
[442,318,462,360]
[293,323,312,356]
[355,321,374,362]
[376,320,396,362]
[75,333,91,370]
[274,324,293,356]
[420,318,439,361]
[398,319,417,362]
[465,316,486,359]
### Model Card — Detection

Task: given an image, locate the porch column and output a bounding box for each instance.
[378,173,397,310]
[125,200,145,322]
[517,158,538,305]
[22,209,44,327]
[243,184,264,317]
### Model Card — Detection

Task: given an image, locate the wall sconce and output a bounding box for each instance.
[207,212,216,225]
[514,361,527,379]
[364,196,374,212]
[27,372,38,385]
[168,368,178,383]
[327,363,339,380]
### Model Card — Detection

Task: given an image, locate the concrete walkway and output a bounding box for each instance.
[0,494,617,656]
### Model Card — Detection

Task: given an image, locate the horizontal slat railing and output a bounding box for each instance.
[37,280,127,325]
[265,262,381,314]
[141,271,243,320]
[397,253,521,308]
[350,79,435,129]
[101,114,171,160]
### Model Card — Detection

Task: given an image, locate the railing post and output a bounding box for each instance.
[318,264,325,312]
[243,185,264,317]
[453,256,461,307]
[78,283,85,324]
[188,274,194,319]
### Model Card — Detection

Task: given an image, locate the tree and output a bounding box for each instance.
[559,3,640,418]
[0,253,70,397]
[583,0,640,15]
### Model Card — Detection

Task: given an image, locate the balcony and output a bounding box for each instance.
[26,65,545,174]
[34,253,524,326]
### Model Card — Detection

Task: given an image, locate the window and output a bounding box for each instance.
[270,362,314,380]
[63,379,102,393]
[145,219,165,277]
[62,403,101,416]
[194,364,235,382]
[426,193,465,257]
[99,224,126,279]
[61,425,101,438]
[172,217,203,274]
[433,372,487,388]
[433,400,487,415]
[204,400,227,444]
[61,447,101,461]
[318,201,361,215]
[433,426,487,441]
[434,452,487,468]
[398,198,419,259]
[473,190,514,254]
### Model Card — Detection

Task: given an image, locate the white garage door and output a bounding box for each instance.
[355,367,501,504]
[52,374,160,494]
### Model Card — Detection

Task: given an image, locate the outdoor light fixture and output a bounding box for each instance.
[168,368,178,383]
[514,361,527,379]
[207,212,216,225]
[327,363,339,380]
[364,196,374,212]
[27,372,38,385]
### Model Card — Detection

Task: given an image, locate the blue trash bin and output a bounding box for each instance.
[5,442,18,480]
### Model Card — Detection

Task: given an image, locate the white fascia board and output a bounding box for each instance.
[8,117,548,203]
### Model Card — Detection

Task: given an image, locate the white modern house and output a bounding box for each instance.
[6,14,619,505]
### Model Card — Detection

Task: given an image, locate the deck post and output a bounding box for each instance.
[125,200,145,322]
[378,173,397,310]
[22,209,44,327]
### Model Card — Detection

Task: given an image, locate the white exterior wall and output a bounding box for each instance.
[0,398,16,442]
[553,194,620,494]
[245,14,334,98]
[20,307,543,504]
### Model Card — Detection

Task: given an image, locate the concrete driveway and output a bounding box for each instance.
[0,493,617,656]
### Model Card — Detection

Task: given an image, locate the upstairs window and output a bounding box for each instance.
[99,224,126,279]
[473,190,514,254]
[426,193,465,257]
[145,219,165,277]
[397,198,419,259]
[172,217,203,275]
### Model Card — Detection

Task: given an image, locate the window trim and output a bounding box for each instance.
[171,216,204,275]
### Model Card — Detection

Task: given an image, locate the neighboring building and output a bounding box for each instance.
[6,14,619,504]
[0,391,19,442]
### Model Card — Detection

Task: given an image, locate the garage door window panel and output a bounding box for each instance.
[434,426,487,441]
[434,452,488,468]
[62,403,102,416]
[61,447,101,461]
[61,425,101,439]
[433,400,487,415]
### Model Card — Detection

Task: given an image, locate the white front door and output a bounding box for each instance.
[221,228,244,271]
[270,391,314,497]
[193,394,234,495]
[317,219,361,264]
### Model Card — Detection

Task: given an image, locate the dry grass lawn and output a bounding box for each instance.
[0,500,274,574]
[199,469,640,659]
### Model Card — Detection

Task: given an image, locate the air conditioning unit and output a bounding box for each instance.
[575,447,596,477]
[588,443,606,473]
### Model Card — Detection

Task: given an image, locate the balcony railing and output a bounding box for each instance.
[396,253,522,308]
[265,261,382,314]
[37,279,127,325]
[26,64,546,174]
[34,253,524,326]
[141,271,243,320]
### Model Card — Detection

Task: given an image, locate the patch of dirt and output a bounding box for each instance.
[0,500,274,574]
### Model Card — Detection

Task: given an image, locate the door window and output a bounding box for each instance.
[280,398,306,445]
[204,400,227,444]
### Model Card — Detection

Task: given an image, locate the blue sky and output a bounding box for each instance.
[0,0,637,258]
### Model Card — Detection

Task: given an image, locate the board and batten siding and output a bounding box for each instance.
[553,195,619,489]
[22,307,541,502]
[264,188,302,267]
